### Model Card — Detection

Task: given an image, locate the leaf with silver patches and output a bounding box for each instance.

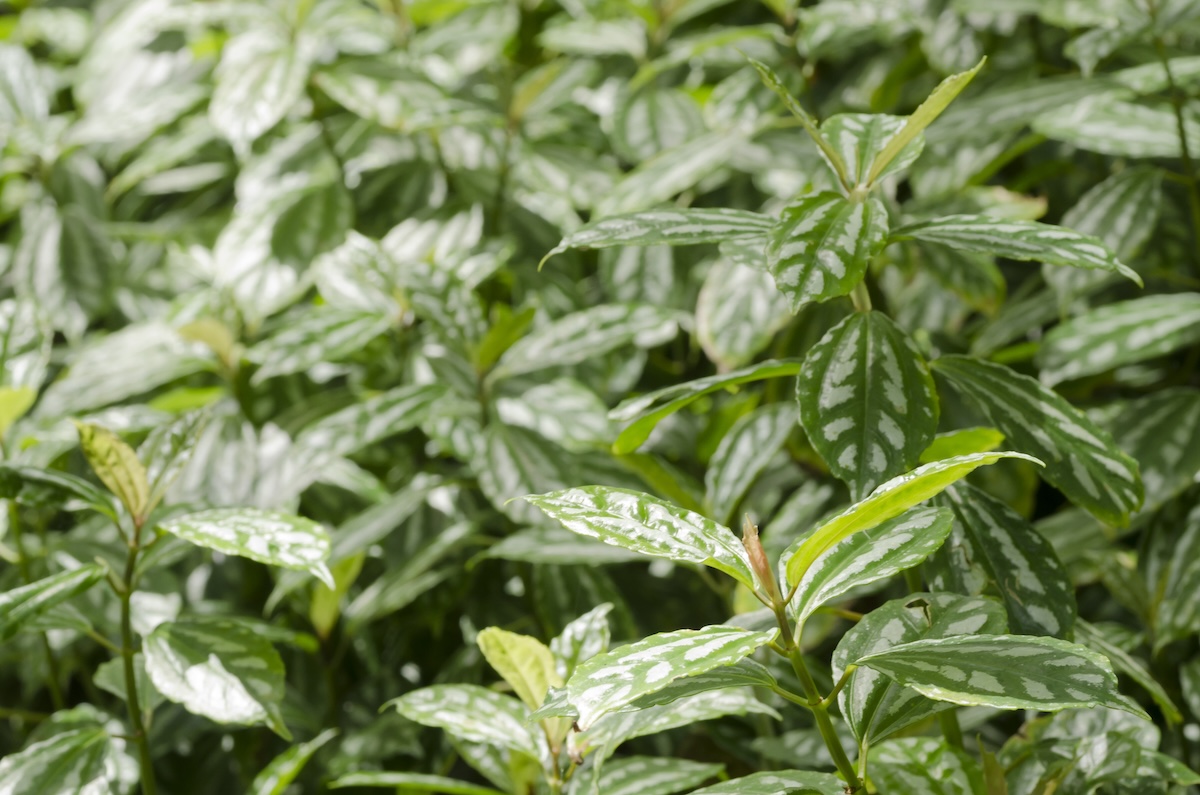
[0,564,105,641]
[1106,389,1200,513]
[0,726,114,795]
[687,770,843,795]
[594,757,721,795]
[543,208,772,265]
[871,737,984,795]
[696,259,792,371]
[385,685,545,761]
[705,403,798,526]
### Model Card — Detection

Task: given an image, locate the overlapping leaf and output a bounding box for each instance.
[0,565,104,641]
[705,403,798,525]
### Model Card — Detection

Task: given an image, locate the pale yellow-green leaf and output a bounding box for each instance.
[0,385,35,437]
[477,627,563,711]
[918,427,1005,464]
[74,421,150,522]
[309,553,364,640]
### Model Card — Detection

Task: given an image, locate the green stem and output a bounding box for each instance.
[0,705,50,722]
[786,648,862,791]
[903,567,922,593]
[850,281,872,312]
[119,530,157,795]
[9,501,65,710]
[939,710,964,749]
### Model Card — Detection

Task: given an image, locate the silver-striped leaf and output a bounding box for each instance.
[329,772,506,793]
[0,465,116,518]
[0,726,114,795]
[594,757,722,795]
[476,424,575,525]
[705,403,798,526]
[249,308,392,385]
[543,208,771,264]
[250,728,338,795]
[491,304,682,381]
[894,214,1141,284]
[934,483,1075,638]
[485,526,646,565]
[797,311,939,499]
[157,508,334,588]
[784,451,1039,586]
[790,506,953,627]
[871,737,984,795]
[1106,389,1200,513]
[627,659,778,709]
[1032,94,1200,158]
[1037,294,1200,386]
[551,603,613,679]
[523,486,758,590]
[766,192,889,311]
[696,259,792,371]
[0,564,105,641]
[563,625,776,729]
[688,770,843,795]
[833,593,1007,744]
[1076,620,1182,725]
[932,355,1143,525]
[855,634,1149,717]
[144,617,290,737]
[294,383,447,462]
[820,114,922,186]
[210,29,310,153]
[386,685,545,761]
[610,359,803,454]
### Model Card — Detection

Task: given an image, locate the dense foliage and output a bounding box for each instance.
[3,0,1200,793]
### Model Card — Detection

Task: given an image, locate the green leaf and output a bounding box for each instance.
[0,726,113,794]
[522,486,758,591]
[250,728,338,795]
[1032,94,1200,158]
[210,29,310,153]
[870,737,985,795]
[1107,388,1200,512]
[934,484,1076,638]
[0,466,116,518]
[1038,294,1200,386]
[785,451,1039,586]
[610,359,803,454]
[919,427,1005,463]
[688,770,843,795]
[0,564,104,641]
[484,526,646,565]
[932,355,1143,526]
[766,192,890,311]
[543,208,771,265]
[834,593,1006,745]
[95,652,163,714]
[595,757,723,795]
[477,627,563,711]
[563,625,776,729]
[385,685,545,761]
[855,634,1149,718]
[865,57,985,185]
[330,772,507,793]
[158,508,334,588]
[1076,620,1181,725]
[144,617,291,737]
[894,215,1141,285]
[74,422,150,522]
[249,308,392,385]
[798,311,939,499]
[705,403,798,526]
[490,304,682,381]
[790,506,953,627]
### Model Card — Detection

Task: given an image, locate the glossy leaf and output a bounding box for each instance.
[790,506,953,626]
[785,451,1039,586]
[0,727,113,794]
[696,259,792,371]
[249,308,392,385]
[919,427,1005,463]
[871,737,984,795]
[485,526,645,565]
[0,564,104,641]
[1032,94,1200,158]
[294,384,446,461]
[610,359,803,454]
[798,311,939,499]
[158,508,334,588]
[766,192,889,310]
[1038,294,1200,385]
[833,593,1007,744]
[386,685,544,760]
[144,617,290,737]
[594,130,746,217]
[627,658,778,709]
[856,634,1149,717]
[0,466,115,517]
[523,486,758,590]
[932,355,1143,525]
[476,627,562,711]
[705,403,798,526]
[542,209,773,265]
[894,215,1142,285]
[563,625,776,729]
[210,29,309,153]
[551,603,612,679]
[821,114,921,186]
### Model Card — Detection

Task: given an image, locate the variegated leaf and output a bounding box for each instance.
[249,308,392,385]
[871,737,984,795]
[696,259,792,371]
[563,625,776,729]
[386,685,545,761]
[250,728,338,795]
[932,355,1143,525]
[1032,93,1200,158]
[610,359,803,454]
[523,486,758,589]
[0,465,116,518]
[833,593,1007,744]
[491,304,681,381]
[855,634,1149,717]
[543,208,772,265]
[797,311,939,499]
[551,604,613,679]
[1076,620,1182,725]
[486,526,646,565]
[144,617,290,737]
[1106,389,1200,512]
[158,508,334,588]
[1038,294,1200,386]
[0,564,104,641]
[820,114,921,186]
[705,403,798,525]
[626,658,777,709]
[0,726,114,794]
[476,424,575,525]
[688,770,843,795]
[934,484,1076,638]
[594,757,722,795]
[785,451,1039,586]
[294,383,446,461]
[894,215,1141,284]
[329,772,506,793]
[790,506,953,627]
[766,192,889,310]
[210,28,310,153]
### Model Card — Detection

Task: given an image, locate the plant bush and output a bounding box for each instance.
[3,0,1200,793]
